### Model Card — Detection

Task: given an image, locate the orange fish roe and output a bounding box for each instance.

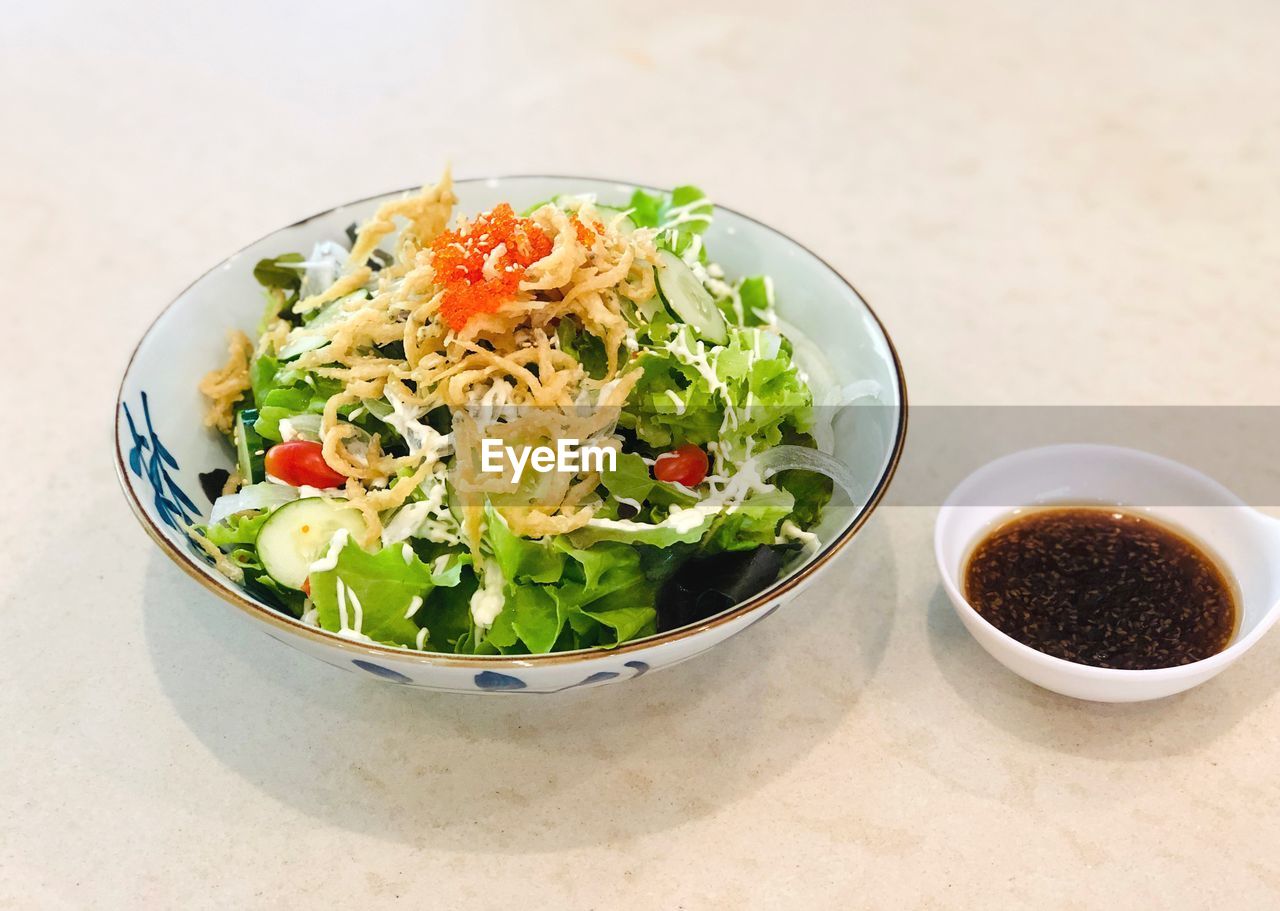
[571,214,596,247]
[430,203,553,330]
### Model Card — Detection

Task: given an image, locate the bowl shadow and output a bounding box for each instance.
[144,519,897,852]
[925,586,1280,760]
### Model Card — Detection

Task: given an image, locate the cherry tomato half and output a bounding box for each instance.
[653,444,709,487]
[264,440,347,489]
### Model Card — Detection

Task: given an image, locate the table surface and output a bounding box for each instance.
[5,2,1279,907]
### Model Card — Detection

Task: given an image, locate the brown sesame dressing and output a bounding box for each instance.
[963,507,1236,670]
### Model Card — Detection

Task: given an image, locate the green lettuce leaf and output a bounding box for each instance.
[623,326,811,461]
[250,363,348,442]
[480,508,657,653]
[703,487,795,553]
[201,510,269,547]
[567,510,716,548]
[253,253,305,291]
[601,452,698,510]
[310,544,468,649]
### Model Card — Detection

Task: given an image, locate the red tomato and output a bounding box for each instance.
[653,444,709,487]
[264,440,347,489]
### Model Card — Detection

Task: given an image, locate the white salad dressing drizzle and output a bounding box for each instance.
[614,495,642,514]
[469,558,505,629]
[332,578,376,643]
[308,528,350,574]
[586,458,775,536]
[779,519,821,555]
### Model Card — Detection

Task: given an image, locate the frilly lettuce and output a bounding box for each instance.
[310,544,470,650]
[478,508,657,653]
[628,185,713,236]
[601,453,698,511]
[623,325,812,461]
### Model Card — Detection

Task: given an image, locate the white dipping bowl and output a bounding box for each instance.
[935,444,1280,702]
[115,175,907,694]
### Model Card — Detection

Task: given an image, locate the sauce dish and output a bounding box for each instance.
[934,444,1280,702]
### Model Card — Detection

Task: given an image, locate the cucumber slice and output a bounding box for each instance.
[655,249,728,344]
[233,409,266,483]
[257,498,366,590]
[595,205,638,234]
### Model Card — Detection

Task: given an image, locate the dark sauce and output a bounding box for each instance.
[963,507,1236,669]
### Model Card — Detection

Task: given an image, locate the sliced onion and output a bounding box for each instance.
[209,482,298,525]
[299,240,349,298]
[754,445,860,501]
[280,412,323,441]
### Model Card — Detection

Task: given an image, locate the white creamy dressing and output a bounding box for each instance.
[586,504,714,536]
[663,389,686,415]
[403,595,424,620]
[334,577,376,643]
[307,528,350,574]
[664,330,729,399]
[754,276,779,326]
[614,495,642,514]
[415,627,429,650]
[779,519,821,555]
[662,200,713,232]
[573,376,623,409]
[663,328,747,443]
[469,558,505,629]
[586,458,775,537]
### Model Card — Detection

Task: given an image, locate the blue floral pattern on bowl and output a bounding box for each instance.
[471,660,650,692]
[122,391,199,534]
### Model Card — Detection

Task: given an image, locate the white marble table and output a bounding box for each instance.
[4,2,1278,906]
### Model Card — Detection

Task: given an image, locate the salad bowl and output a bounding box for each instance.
[115,175,907,693]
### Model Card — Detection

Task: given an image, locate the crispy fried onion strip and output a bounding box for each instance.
[197,330,253,434]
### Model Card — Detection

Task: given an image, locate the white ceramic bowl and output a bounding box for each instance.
[115,175,907,693]
[935,444,1280,702]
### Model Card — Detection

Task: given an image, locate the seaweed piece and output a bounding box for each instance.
[656,546,783,632]
[198,468,231,504]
